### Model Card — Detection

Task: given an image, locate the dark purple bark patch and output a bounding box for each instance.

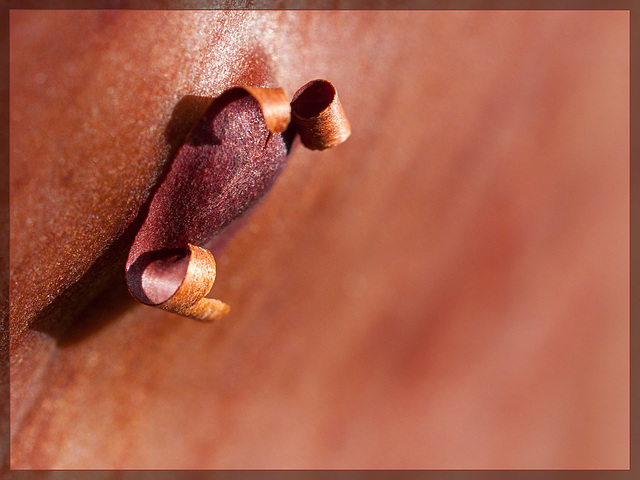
[126,89,289,304]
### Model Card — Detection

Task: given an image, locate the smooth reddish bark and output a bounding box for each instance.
[8,10,629,469]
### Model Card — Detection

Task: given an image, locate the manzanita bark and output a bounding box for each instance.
[125,79,350,321]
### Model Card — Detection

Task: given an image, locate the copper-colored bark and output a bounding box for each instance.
[291,79,351,150]
[156,244,229,322]
[239,86,291,134]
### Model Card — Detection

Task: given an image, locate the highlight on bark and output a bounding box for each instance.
[126,80,350,322]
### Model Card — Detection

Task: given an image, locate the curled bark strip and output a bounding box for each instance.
[291,79,351,151]
[157,244,230,322]
[126,80,350,322]
[237,86,291,134]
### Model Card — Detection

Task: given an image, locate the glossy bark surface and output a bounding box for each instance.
[9,10,629,469]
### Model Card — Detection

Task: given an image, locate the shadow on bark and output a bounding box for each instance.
[27,95,213,347]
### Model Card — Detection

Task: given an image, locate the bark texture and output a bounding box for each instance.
[8,10,629,470]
